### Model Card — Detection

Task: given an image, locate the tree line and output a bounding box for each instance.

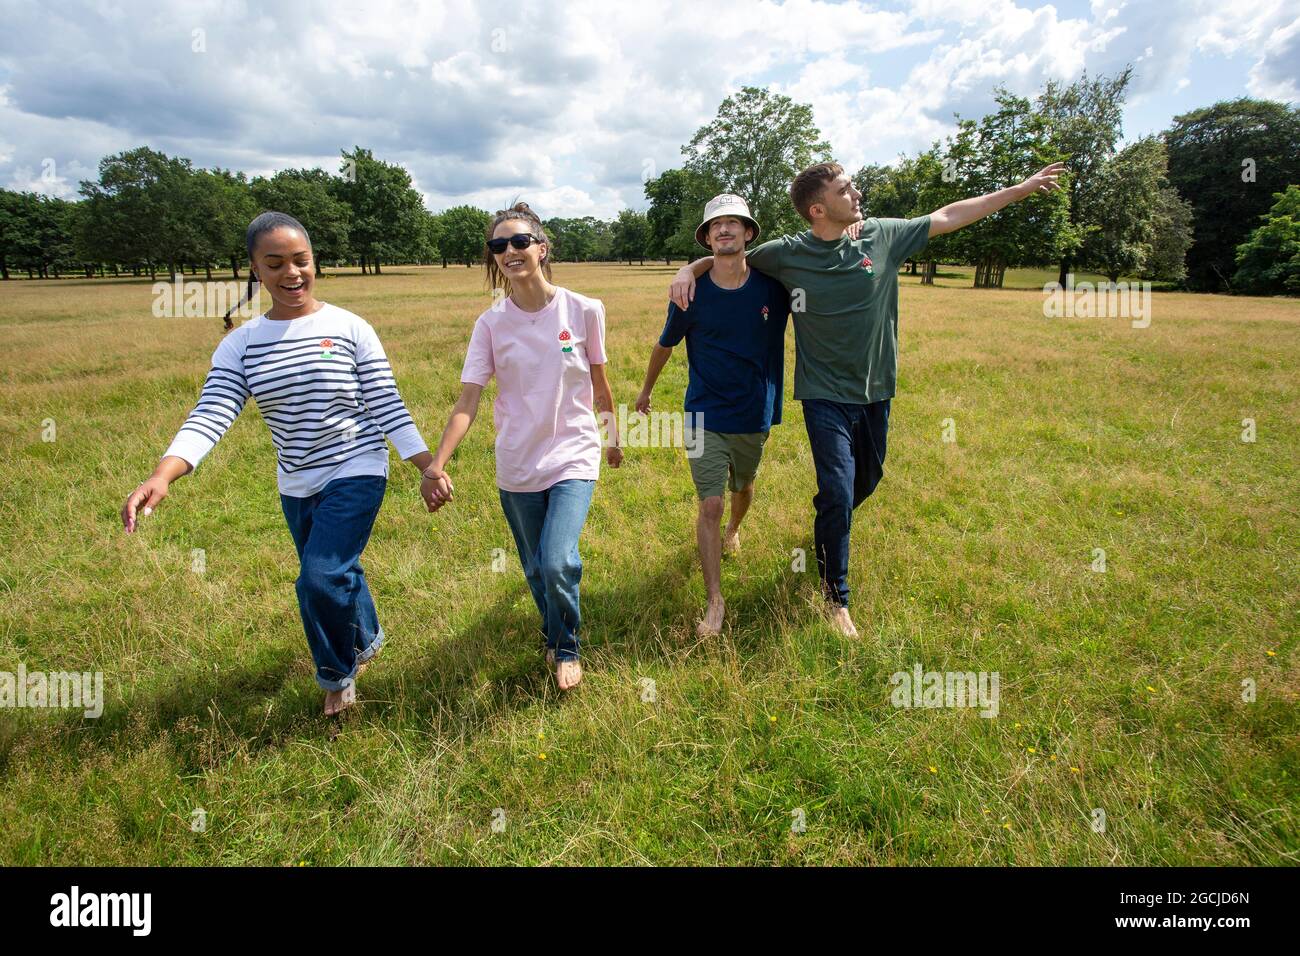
[0,146,648,281]
[640,81,1300,294]
[2,80,1297,294]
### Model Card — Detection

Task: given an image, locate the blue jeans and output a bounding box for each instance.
[498,479,596,663]
[280,475,388,691]
[801,398,891,607]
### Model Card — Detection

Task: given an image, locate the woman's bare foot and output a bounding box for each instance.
[324,683,356,717]
[555,659,582,690]
[722,527,741,556]
[828,606,859,638]
[696,596,725,636]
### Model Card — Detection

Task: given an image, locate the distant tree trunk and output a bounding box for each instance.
[231,255,241,279]
[84,264,93,278]
[974,259,1007,288]
[1,255,9,279]
[27,267,35,279]
[373,255,382,275]
[204,262,212,281]
[360,255,369,275]
[908,259,917,274]
[441,257,448,268]
[149,260,157,281]
[315,259,323,276]
[1058,257,1070,287]
[52,264,59,278]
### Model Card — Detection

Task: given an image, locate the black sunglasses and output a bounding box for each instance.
[486,233,543,254]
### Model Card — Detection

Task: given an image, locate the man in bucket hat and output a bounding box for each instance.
[668,161,1064,639]
[635,194,790,637]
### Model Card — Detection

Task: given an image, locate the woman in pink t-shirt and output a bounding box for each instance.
[423,203,622,690]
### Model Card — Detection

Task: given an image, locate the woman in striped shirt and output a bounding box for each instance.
[121,212,437,717]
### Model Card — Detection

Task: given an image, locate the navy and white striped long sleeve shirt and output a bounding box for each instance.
[164,303,428,497]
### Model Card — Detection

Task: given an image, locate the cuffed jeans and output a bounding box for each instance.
[280,475,387,691]
[498,479,596,663]
[801,398,891,607]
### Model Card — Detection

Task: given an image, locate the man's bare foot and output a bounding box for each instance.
[555,659,582,690]
[696,596,725,636]
[722,527,741,556]
[356,644,382,678]
[324,684,356,717]
[828,606,859,638]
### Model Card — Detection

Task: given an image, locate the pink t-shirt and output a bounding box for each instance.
[461,286,609,493]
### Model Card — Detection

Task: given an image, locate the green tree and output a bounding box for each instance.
[611,209,650,264]
[1037,68,1133,285]
[438,205,492,266]
[1165,98,1300,291]
[682,86,830,239]
[1081,136,1190,283]
[334,147,425,274]
[943,90,1075,288]
[1,190,41,279]
[77,147,194,279]
[1232,185,1300,295]
[644,167,719,261]
[1142,185,1195,284]
[251,168,351,274]
[546,217,602,262]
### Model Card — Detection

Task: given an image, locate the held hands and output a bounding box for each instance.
[421,467,454,512]
[121,476,170,533]
[1017,163,1066,199]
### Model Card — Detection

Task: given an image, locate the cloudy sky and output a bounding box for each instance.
[0,0,1295,218]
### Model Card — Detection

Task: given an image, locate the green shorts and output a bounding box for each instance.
[686,428,769,500]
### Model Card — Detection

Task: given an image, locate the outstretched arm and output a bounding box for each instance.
[928,163,1065,237]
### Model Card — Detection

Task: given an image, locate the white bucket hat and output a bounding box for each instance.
[695,193,761,250]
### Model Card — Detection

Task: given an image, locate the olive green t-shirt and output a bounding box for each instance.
[746,215,930,404]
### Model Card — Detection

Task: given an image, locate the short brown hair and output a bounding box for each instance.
[790,161,844,224]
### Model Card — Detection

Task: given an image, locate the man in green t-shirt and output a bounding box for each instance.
[670,160,1064,637]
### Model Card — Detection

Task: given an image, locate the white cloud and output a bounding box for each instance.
[0,0,1289,217]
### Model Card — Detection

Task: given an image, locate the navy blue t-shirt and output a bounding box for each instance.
[658,268,790,434]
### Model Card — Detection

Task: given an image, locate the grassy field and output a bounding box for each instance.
[0,262,1296,865]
